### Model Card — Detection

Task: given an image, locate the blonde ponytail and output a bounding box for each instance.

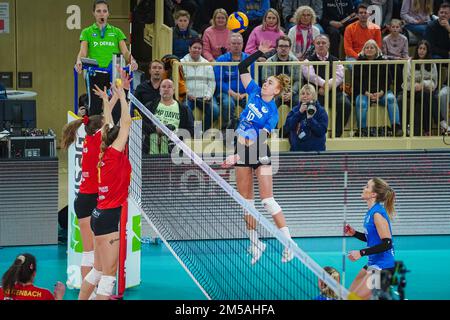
[372,177,397,220]
[274,74,291,96]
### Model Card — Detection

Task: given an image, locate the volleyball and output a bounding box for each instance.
[227,11,249,33]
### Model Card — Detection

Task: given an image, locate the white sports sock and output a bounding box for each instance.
[247,229,259,246]
[280,226,291,239]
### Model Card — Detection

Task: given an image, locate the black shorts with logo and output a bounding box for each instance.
[234,137,271,170]
[90,207,122,236]
[74,193,98,220]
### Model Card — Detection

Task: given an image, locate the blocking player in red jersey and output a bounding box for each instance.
[0,253,65,300]
[78,74,132,300]
[61,86,117,282]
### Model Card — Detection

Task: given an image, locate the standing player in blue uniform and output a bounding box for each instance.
[222,40,294,265]
[344,178,397,299]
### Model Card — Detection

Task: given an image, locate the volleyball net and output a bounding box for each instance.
[128,93,350,300]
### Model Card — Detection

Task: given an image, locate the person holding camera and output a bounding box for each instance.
[283,84,328,152]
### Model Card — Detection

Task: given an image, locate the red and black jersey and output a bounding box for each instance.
[79,129,102,194]
[97,146,131,209]
[0,283,54,300]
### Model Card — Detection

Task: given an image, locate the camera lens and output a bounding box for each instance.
[307,104,316,115]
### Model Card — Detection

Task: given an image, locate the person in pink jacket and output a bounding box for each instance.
[202,8,231,62]
[244,8,286,60]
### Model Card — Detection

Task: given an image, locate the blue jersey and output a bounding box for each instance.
[235,80,278,141]
[363,202,395,269]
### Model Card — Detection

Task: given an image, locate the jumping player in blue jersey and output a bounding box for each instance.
[222,40,295,265]
[344,178,397,299]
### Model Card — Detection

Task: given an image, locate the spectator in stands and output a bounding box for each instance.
[79,76,132,300]
[404,40,439,136]
[161,54,188,102]
[134,60,164,107]
[302,34,351,137]
[400,0,432,40]
[345,177,397,300]
[382,19,409,96]
[344,3,382,60]
[145,79,194,154]
[172,10,199,59]
[315,266,341,300]
[172,0,199,30]
[238,0,271,44]
[181,39,219,131]
[75,0,137,117]
[245,8,285,58]
[362,0,393,29]
[353,40,402,137]
[214,33,253,131]
[133,60,164,154]
[265,36,300,108]
[283,84,328,151]
[382,19,409,60]
[288,6,320,60]
[0,253,65,300]
[194,0,238,34]
[202,8,231,62]
[282,1,323,31]
[424,2,450,59]
[321,0,356,58]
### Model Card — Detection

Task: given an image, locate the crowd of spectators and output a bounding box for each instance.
[135,0,450,152]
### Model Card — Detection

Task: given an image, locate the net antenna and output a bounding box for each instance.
[129,92,350,300]
[342,155,349,289]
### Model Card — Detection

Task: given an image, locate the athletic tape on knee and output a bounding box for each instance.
[85,268,103,286]
[262,197,282,216]
[243,199,255,216]
[97,275,116,297]
[81,251,94,267]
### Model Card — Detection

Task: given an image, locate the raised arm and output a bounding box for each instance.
[111,84,132,152]
[119,40,138,72]
[93,84,114,124]
[238,40,272,88]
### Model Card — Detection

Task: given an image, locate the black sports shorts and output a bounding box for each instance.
[90,206,122,236]
[74,193,98,220]
[234,138,271,170]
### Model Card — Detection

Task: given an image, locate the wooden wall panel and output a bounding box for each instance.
[0,0,16,88]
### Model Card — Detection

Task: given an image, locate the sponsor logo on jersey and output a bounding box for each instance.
[261,106,268,114]
[248,103,262,118]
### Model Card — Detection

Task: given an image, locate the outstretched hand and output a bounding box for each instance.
[111,82,126,100]
[93,85,109,100]
[221,154,240,169]
[258,40,273,54]
[116,65,133,91]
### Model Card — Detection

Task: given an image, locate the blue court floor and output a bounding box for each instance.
[0,235,449,300]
